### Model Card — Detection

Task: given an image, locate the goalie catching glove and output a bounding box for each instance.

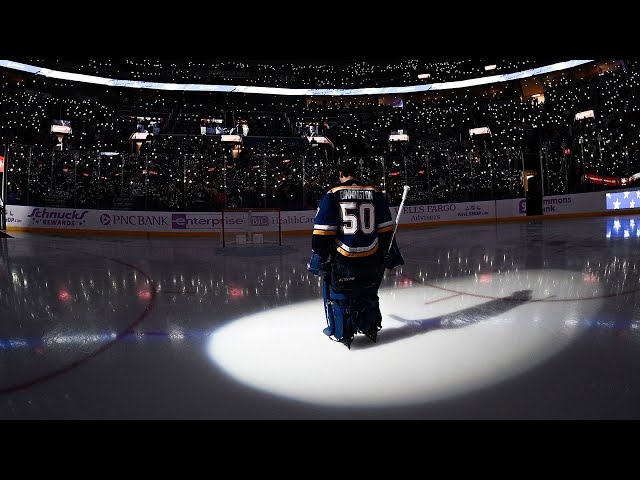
[307,251,331,277]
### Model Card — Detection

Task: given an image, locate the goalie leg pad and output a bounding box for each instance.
[324,286,382,346]
[324,290,355,347]
[322,275,337,337]
[351,287,382,338]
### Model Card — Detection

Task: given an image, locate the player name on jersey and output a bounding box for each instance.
[339,189,374,200]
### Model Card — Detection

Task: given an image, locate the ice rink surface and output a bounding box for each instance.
[2,215,640,419]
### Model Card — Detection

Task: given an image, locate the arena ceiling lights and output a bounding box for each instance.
[0,60,593,97]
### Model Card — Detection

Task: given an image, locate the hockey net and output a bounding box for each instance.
[221,208,282,247]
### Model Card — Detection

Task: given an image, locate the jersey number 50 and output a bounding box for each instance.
[339,202,375,235]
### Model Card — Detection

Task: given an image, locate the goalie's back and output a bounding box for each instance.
[313,180,394,260]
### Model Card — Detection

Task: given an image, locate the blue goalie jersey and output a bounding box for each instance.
[312,179,394,261]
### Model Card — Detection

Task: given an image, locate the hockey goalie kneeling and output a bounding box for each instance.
[308,161,405,349]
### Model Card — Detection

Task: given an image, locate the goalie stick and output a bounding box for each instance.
[387,185,410,256]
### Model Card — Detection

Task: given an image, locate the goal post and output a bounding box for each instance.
[221,208,282,247]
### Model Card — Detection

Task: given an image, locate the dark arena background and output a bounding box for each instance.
[2,56,640,419]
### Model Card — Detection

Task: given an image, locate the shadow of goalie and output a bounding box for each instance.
[351,289,534,349]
